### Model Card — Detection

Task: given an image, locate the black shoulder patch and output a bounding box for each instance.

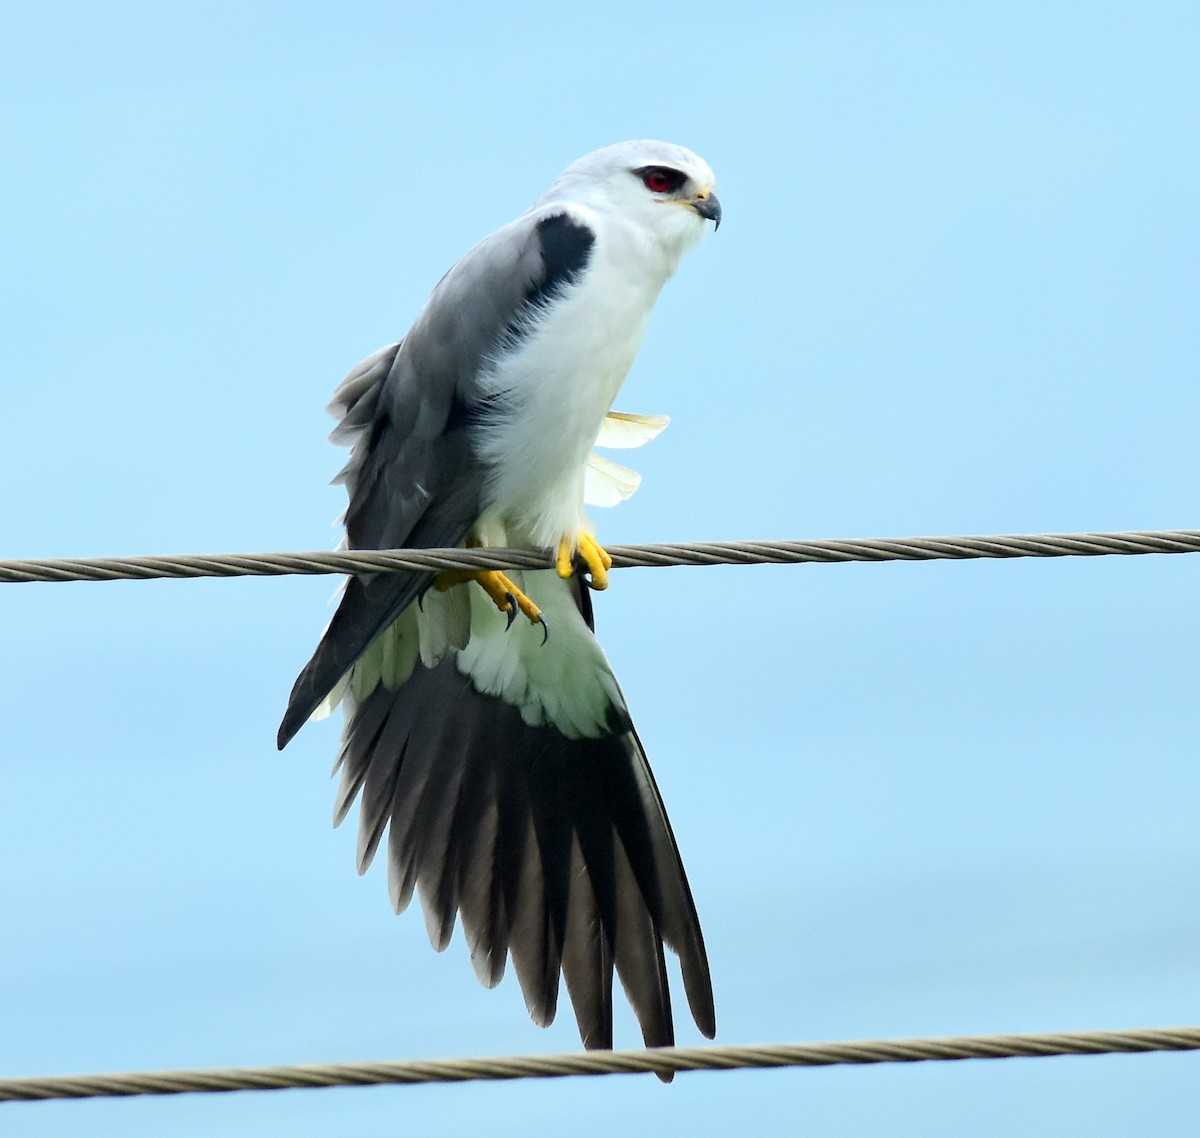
[528,213,595,308]
[497,214,596,355]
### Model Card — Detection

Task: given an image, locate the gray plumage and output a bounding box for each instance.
[278,218,555,745]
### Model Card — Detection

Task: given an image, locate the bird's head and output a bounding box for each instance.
[542,140,721,262]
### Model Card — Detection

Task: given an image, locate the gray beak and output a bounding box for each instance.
[692,193,722,229]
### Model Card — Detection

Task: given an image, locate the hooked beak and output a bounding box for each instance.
[691,191,722,230]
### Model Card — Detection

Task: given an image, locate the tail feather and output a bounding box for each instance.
[332,656,714,1053]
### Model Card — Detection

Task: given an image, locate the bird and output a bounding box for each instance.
[278,140,722,1059]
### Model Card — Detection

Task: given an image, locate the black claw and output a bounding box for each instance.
[537,614,550,645]
[504,593,519,630]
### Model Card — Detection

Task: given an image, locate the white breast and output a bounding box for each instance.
[473,210,673,549]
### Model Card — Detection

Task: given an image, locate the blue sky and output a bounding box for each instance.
[3,1,1199,1133]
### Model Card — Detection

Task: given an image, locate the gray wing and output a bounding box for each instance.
[278,211,597,747]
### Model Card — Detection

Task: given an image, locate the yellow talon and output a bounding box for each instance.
[556,531,613,591]
[434,568,544,627]
[555,540,574,580]
[433,568,476,590]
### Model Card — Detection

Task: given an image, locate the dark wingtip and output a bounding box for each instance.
[277,700,307,751]
[278,657,332,751]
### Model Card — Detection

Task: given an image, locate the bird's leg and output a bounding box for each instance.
[557,531,613,590]
[433,544,547,635]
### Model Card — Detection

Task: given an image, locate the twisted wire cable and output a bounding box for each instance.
[1,528,1199,585]
[4,534,1198,1106]
[2,1026,1198,1103]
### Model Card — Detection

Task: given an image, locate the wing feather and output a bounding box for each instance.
[278,212,591,747]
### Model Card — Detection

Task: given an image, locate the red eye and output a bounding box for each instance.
[638,166,685,194]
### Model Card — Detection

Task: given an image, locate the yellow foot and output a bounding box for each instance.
[434,568,547,639]
[556,531,613,590]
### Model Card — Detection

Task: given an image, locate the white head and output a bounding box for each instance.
[538,140,721,260]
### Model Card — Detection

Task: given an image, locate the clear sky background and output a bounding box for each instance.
[3,1,1199,1134]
